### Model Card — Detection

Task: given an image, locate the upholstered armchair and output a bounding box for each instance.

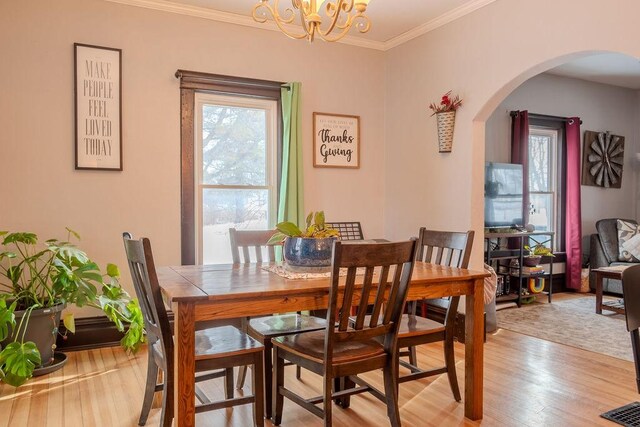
[590,218,640,294]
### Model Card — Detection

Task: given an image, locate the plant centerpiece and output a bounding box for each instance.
[0,229,144,386]
[429,90,463,153]
[524,242,554,267]
[268,211,339,270]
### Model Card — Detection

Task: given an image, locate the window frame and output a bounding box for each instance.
[193,93,278,264]
[177,70,284,265]
[527,120,565,251]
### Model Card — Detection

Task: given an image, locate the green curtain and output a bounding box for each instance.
[278,82,304,226]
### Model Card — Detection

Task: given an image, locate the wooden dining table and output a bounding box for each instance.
[158,261,488,427]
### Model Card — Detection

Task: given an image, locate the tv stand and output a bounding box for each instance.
[485,231,554,307]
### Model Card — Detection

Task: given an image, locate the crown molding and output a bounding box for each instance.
[103,0,497,51]
[384,0,498,50]
[103,0,387,51]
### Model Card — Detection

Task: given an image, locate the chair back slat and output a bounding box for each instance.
[324,240,418,362]
[338,267,358,331]
[229,228,277,264]
[413,228,475,327]
[325,222,364,241]
[352,266,376,330]
[368,265,390,328]
[382,264,404,325]
[122,233,173,364]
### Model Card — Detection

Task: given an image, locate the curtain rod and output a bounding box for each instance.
[510,111,583,125]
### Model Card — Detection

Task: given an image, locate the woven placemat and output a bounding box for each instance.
[262,264,332,279]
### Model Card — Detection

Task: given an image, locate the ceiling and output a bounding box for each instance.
[548,53,640,90]
[177,0,479,42]
[109,0,496,50]
[105,1,640,87]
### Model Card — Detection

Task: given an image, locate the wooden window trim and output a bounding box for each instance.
[176,70,284,265]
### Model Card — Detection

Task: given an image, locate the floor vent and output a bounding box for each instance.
[602,402,640,427]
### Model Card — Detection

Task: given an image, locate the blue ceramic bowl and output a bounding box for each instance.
[283,237,337,267]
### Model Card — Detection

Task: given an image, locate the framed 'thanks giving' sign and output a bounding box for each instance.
[313,112,360,169]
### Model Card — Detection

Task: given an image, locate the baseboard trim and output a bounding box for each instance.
[56,313,174,352]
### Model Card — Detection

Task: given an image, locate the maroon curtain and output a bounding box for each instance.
[565,118,582,289]
[511,111,529,226]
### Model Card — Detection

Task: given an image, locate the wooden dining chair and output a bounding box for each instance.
[122,233,265,427]
[325,221,364,240]
[271,239,419,427]
[229,228,328,419]
[398,228,474,401]
[622,265,640,393]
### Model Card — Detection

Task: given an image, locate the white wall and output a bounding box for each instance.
[0,0,386,314]
[485,73,640,236]
[384,0,640,268]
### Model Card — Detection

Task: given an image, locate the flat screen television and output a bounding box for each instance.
[484,162,524,228]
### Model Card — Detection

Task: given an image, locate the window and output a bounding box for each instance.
[194,94,277,264]
[177,71,284,265]
[528,126,563,249]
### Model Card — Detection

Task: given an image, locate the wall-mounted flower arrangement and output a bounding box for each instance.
[429,91,462,153]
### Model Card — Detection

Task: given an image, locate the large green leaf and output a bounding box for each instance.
[0,251,16,261]
[276,222,302,237]
[2,232,37,246]
[314,211,325,228]
[50,244,89,264]
[266,232,287,245]
[120,300,145,353]
[0,342,41,387]
[106,263,120,278]
[63,312,76,334]
[65,227,81,241]
[0,299,16,341]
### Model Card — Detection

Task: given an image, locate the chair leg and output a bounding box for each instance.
[272,347,285,426]
[323,375,333,427]
[237,365,248,389]
[333,377,343,406]
[160,369,174,427]
[444,336,461,402]
[337,376,354,409]
[237,317,251,390]
[296,365,302,379]
[263,340,273,419]
[225,367,234,399]
[383,359,401,427]
[139,352,159,426]
[408,346,417,367]
[252,352,265,427]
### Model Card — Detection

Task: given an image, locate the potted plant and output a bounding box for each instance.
[0,229,144,386]
[268,211,339,269]
[524,242,554,267]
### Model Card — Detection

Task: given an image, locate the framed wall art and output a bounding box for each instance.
[581,130,624,188]
[313,112,360,168]
[74,43,122,170]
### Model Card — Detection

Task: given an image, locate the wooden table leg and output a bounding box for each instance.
[595,272,603,314]
[174,301,196,427]
[464,278,484,420]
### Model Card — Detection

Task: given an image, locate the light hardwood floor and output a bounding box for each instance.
[0,328,637,426]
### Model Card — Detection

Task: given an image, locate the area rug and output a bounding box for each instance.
[496,294,633,361]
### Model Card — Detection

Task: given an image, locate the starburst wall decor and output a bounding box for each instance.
[581,130,625,188]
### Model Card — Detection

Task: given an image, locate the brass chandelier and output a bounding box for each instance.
[252,0,371,42]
